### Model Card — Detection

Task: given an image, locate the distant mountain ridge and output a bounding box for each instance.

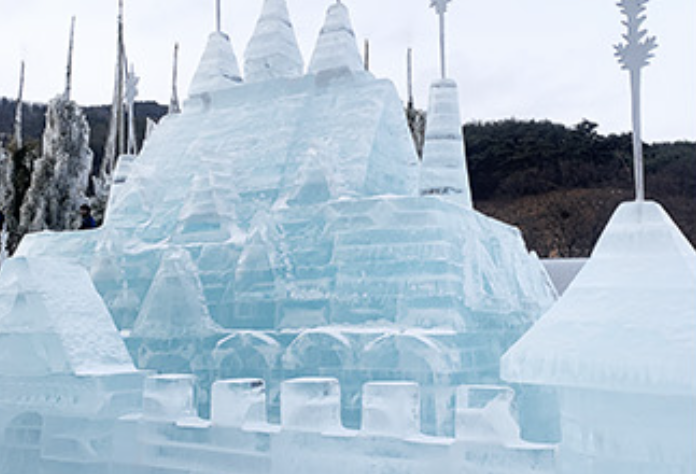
[1,97,693,257]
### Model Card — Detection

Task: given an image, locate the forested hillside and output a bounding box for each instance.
[1,98,693,257]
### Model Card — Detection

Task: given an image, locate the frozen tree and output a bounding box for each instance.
[19,96,94,232]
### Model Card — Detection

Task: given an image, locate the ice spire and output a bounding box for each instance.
[419,80,472,208]
[308,1,364,75]
[102,0,127,180]
[13,61,25,150]
[419,0,472,208]
[125,63,139,155]
[244,0,304,83]
[169,43,181,115]
[65,16,76,101]
[615,0,658,202]
[407,48,414,110]
[364,39,370,71]
[189,1,242,97]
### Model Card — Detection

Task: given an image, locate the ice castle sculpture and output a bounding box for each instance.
[14,0,556,437]
[1,0,691,473]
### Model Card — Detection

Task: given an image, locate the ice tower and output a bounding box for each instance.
[419,0,473,208]
[244,0,304,82]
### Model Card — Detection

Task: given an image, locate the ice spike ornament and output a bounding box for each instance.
[615,0,657,202]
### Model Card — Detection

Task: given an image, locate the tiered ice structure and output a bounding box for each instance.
[419,79,473,208]
[503,201,696,474]
[1,1,563,472]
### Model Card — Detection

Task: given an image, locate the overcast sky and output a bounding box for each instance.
[1,0,694,142]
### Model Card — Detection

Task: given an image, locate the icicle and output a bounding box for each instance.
[169,43,181,115]
[243,0,304,83]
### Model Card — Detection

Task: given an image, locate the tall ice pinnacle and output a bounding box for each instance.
[125,64,139,155]
[244,0,304,83]
[102,0,127,180]
[169,43,181,114]
[65,16,76,101]
[308,1,364,75]
[189,1,242,97]
[13,61,25,150]
[615,0,658,202]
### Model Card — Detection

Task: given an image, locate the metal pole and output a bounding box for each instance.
[630,69,645,201]
[439,11,446,79]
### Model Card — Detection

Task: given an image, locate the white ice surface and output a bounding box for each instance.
[0,257,136,376]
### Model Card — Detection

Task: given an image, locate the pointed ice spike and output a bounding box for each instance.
[65,16,76,101]
[308,1,364,75]
[169,43,181,114]
[189,31,242,96]
[244,0,304,82]
[13,61,25,150]
[125,63,139,155]
[419,79,473,208]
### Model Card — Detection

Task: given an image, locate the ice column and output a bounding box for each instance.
[308,2,364,75]
[189,32,242,97]
[244,0,304,82]
[419,79,473,208]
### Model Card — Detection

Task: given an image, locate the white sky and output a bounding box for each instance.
[0,0,694,142]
